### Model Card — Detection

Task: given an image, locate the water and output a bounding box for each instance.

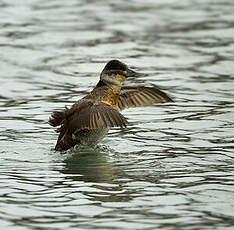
[0,0,234,229]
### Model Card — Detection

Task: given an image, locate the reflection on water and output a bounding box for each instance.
[61,146,116,183]
[0,0,234,229]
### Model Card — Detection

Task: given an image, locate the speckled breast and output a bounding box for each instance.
[75,128,110,146]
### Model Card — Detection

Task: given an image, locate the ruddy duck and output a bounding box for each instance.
[49,60,173,151]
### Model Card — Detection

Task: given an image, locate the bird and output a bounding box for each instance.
[49,60,173,151]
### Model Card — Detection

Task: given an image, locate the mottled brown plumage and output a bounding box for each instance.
[49,60,173,151]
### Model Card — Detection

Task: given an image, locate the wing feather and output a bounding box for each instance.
[67,100,128,131]
[117,86,173,110]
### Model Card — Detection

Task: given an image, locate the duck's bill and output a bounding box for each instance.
[126,69,146,78]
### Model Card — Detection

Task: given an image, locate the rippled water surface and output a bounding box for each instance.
[1,0,234,229]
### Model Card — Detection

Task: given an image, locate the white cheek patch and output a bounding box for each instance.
[101,74,121,86]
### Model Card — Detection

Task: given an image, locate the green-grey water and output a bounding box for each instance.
[0,0,234,229]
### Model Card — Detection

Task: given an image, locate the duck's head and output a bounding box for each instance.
[100,60,142,86]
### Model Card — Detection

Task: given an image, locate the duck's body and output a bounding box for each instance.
[49,60,173,151]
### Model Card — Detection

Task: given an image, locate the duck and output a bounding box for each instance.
[49,60,173,151]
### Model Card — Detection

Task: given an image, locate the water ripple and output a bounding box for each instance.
[0,0,234,229]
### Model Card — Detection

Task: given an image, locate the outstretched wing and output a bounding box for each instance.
[49,99,128,151]
[67,99,128,132]
[117,86,173,111]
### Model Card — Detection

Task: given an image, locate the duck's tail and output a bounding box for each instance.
[49,110,66,127]
[49,108,77,151]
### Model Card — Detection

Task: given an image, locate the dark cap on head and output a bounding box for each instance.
[102,60,144,78]
[103,60,128,72]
